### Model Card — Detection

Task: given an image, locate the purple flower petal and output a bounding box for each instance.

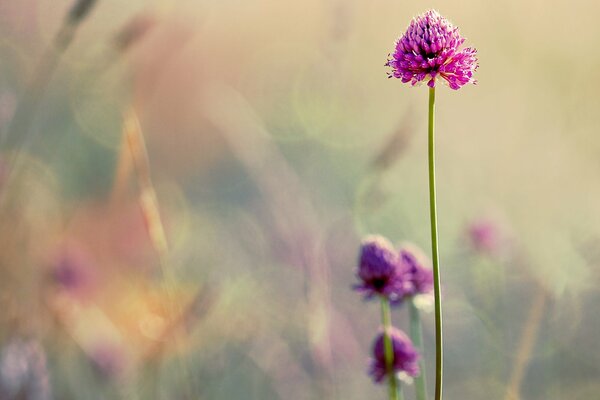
[369,327,420,383]
[386,10,478,90]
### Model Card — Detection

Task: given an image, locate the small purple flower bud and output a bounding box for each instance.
[399,244,434,296]
[386,10,478,90]
[369,327,420,383]
[354,235,409,302]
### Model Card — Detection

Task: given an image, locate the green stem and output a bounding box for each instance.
[409,298,428,400]
[427,86,443,400]
[380,297,399,400]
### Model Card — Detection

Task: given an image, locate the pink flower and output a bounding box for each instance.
[386,10,478,90]
[467,218,503,256]
[399,244,434,296]
[369,328,420,383]
[354,235,413,303]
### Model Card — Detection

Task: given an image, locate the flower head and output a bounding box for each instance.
[369,327,420,383]
[355,235,411,302]
[399,243,434,296]
[386,9,478,90]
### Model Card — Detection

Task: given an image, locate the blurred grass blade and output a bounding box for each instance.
[67,0,99,24]
[1,0,100,170]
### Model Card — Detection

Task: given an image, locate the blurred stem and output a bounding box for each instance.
[0,0,99,211]
[1,0,98,153]
[380,297,399,400]
[110,131,134,206]
[124,110,170,274]
[398,380,404,400]
[427,86,443,400]
[2,27,68,152]
[123,109,193,399]
[409,298,428,400]
[503,286,547,400]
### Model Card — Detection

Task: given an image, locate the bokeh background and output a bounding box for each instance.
[1,0,599,399]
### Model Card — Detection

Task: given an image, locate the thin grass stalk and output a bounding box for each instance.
[503,286,547,400]
[121,109,193,399]
[1,0,99,153]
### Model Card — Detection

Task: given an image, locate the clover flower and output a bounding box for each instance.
[369,327,420,383]
[386,10,478,89]
[355,235,411,302]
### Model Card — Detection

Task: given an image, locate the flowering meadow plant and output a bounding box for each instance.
[354,235,433,399]
[354,8,478,400]
[370,328,420,384]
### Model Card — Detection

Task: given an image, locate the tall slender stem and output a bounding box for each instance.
[409,299,428,400]
[380,297,400,400]
[427,86,443,400]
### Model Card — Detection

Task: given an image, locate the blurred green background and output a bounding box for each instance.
[0,0,599,399]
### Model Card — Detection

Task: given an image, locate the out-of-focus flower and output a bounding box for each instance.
[399,244,434,296]
[369,327,420,383]
[0,338,52,400]
[386,10,478,89]
[467,218,501,255]
[50,246,96,299]
[354,235,411,302]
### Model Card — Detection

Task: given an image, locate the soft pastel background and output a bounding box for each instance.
[0,0,599,399]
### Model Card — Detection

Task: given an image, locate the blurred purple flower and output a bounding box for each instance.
[468,218,500,255]
[354,235,412,302]
[369,327,420,383]
[399,244,434,296]
[0,338,52,400]
[51,246,95,298]
[386,10,478,89]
